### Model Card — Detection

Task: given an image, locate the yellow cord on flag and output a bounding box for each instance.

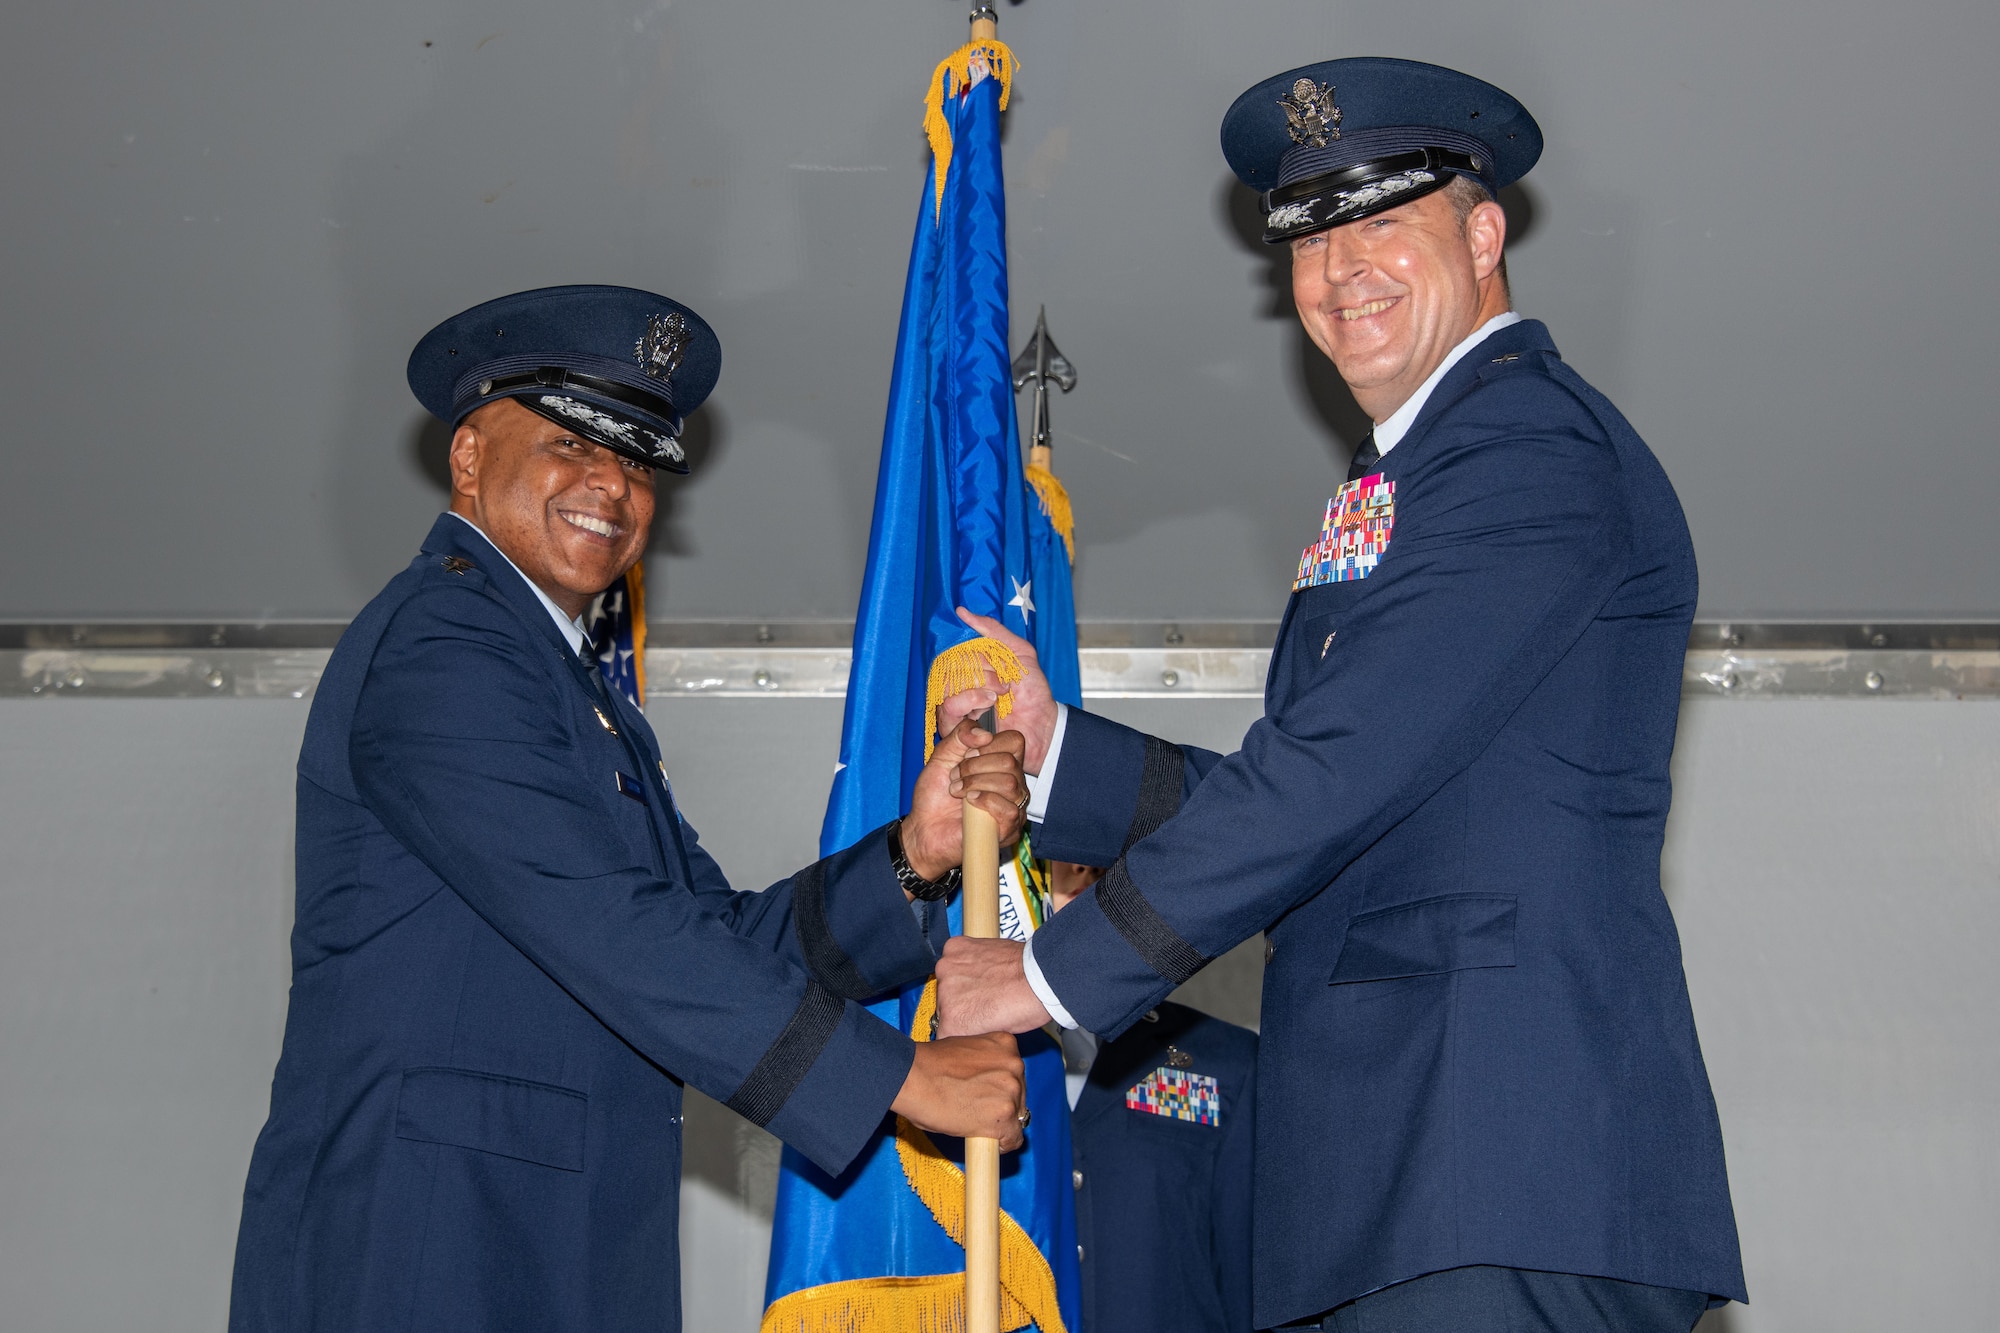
[1022,465,1074,562]
[758,981,1068,1333]
[924,39,1016,221]
[924,637,1024,760]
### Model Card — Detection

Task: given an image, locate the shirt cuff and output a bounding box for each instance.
[1024,703,1069,823]
[1022,935,1079,1030]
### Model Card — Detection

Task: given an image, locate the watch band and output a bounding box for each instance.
[887,819,961,902]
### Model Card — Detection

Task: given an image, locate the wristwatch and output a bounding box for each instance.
[887,819,961,902]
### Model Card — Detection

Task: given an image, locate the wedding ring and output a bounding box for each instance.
[1016,1107,1032,1128]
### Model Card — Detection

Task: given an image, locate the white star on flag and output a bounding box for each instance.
[1008,576,1035,621]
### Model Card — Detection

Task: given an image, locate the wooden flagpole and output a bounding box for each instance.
[958,24,1005,1333]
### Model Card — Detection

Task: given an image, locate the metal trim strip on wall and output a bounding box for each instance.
[3,622,1998,700]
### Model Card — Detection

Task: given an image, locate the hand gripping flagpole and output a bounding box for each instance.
[959,14,1004,1333]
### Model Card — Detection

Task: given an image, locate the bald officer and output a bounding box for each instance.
[935,61,1746,1332]
[230,286,1030,1333]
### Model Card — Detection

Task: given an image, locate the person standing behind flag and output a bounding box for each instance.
[1036,863,1259,1333]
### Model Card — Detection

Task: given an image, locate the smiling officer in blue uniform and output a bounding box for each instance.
[935,61,1747,1332]
[228,286,1033,1333]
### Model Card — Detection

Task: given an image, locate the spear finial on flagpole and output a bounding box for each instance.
[1012,306,1077,472]
[1013,306,1079,559]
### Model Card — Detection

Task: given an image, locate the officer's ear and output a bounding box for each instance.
[447,419,487,505]
[1465,197,1507,285]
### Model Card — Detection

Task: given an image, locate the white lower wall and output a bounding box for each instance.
[2,696,1995,1330]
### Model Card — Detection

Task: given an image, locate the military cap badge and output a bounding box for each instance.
[1278,78,1341,148]
[408,285,719,475]
[636,312,691,382]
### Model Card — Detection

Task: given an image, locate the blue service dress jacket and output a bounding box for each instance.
[229,515,938,1333]
[1027,320,1746,1328]
[1070,1001,1256,1333]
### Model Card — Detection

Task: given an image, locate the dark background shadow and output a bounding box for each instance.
[1214,176,1369,469]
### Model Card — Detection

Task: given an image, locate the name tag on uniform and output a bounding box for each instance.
[1294,472,1395,590]
[614,771,648,805]
[1126,1067,1221,1127]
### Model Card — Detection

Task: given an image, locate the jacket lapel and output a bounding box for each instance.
[1388,317,1559,462]
[422,515,581,667]
[422,514,696,883]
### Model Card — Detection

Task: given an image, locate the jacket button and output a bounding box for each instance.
[1072,1169,1084,1190]
[1077,1244,1086,1263]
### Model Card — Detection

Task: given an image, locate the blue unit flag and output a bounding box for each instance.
[762,36,1081,1333]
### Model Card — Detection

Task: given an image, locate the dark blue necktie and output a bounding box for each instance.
[1346,431,1381,483]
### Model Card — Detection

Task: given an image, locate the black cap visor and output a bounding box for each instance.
[456,364,690,473]
[1260,146,1484,243]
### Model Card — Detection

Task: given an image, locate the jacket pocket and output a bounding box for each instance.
[1328,893,1517,985]
[396,1066,587,1171]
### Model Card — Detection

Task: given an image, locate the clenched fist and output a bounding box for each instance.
[890,1033,1028,1151]
[900,719,1029,882]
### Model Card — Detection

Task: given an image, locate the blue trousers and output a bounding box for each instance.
[1280,1266,1711,1333]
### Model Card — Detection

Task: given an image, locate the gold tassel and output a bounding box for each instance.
[760,1272,1038,1333]
[924,637,1024,760]
[623,562,647,702]
[759,984,1068,1333]
[923,39,1016,221]
[1022,465,1074,563]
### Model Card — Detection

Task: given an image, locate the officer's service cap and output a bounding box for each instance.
[407,285,720,474]
[1222,57,1542,243]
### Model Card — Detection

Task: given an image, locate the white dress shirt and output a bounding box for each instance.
[1371,310,1522,455]
[447,512,589,656]
[1022,312,1528,1029]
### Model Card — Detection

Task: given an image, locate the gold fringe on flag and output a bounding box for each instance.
[924,637,1024,760]
[623,562,648,701]
[760,1272,1035,1333]
[923,39,1016,221]
[1022,465,1074,563]
[758,981,1068,1333]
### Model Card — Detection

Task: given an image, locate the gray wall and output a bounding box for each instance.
[5,692,1999,1331]
[4,0,1996,622]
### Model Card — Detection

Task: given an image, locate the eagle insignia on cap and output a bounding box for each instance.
[1333,169,1435,214]
[636,312,690,382]
[1267,198,1320,232]
[1278,78,1341,147]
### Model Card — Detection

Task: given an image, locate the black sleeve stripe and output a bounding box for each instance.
[1095,860,1210,986]
[725,981,846,1127]
[791,861,877,1001]
[1121,736,1186,855]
